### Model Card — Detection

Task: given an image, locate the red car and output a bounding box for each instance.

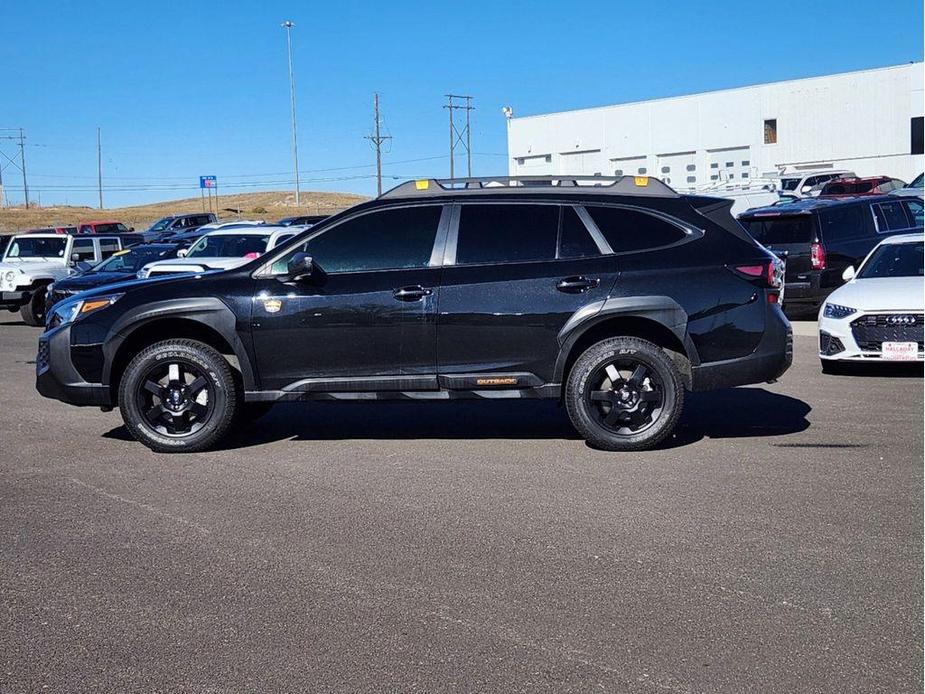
[77,220,133,234]
[25,226,78,234]
[819,176,907,197]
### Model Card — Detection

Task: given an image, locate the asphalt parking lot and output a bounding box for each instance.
[0,316,921,693]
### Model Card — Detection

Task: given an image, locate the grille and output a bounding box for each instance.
[36,340,50,374]
[850,314,924,352]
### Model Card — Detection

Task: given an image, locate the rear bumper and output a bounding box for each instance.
[691,306,792,391]
[35,324,111,407]
[1,290,31,310]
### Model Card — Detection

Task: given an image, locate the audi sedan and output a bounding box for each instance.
[818,233,923,372]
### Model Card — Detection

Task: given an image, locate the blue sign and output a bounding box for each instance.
[199,175,216,189]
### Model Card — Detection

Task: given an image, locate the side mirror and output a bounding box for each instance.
[287,252,320,282]
[70,252,81,264]
[177,248,188,258]
[842,265,856,281]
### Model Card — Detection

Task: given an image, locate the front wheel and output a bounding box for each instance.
[118,339,239,453]
[19,290,46,326]
[565,337,684,451]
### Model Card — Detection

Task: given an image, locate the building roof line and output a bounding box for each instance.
[511,62,924,123]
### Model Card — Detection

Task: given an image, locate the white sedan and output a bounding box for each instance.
[818,233,923,372]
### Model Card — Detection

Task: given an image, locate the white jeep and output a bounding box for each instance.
[0,233,130,325]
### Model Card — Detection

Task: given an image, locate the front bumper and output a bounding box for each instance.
[818,309,924,362]
[1,289,31,310]
[691,304,793,391]
[35,324,111,406]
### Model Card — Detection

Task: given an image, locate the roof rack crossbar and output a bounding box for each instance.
[380,175,680,199]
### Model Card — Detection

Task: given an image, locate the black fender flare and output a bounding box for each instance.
[553,295,700,383]
[101,297,257,390]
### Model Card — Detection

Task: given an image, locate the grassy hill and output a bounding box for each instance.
[0,190,368,235]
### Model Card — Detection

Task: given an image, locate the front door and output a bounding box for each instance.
[251,204,447,391]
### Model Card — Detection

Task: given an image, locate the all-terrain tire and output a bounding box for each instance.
[565,336,684,451]
[118,339,239,453]
[19,290,46,326]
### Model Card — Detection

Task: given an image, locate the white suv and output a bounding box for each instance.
[0,233,131,325]
[138,227,301,278]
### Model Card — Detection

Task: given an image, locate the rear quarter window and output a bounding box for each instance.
[819,205,869,242]
[585,206,687,253]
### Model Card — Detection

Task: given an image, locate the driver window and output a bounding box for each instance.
[270,206,443,274]
[73,239,95,261]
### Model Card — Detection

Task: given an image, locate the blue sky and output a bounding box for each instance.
[2,0,922,207]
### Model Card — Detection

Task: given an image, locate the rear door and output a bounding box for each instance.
[436,203,616,386]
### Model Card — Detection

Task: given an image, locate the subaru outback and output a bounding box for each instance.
[35,176,792,453]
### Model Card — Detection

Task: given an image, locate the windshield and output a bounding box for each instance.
[743,216,815,245]
[780,178,801,191]
[858,241,924,279]
[5,236,68,260]
[187,234,269,258]
[92,246,173,273]
[146,217,173,233]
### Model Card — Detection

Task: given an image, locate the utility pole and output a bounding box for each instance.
[281,20,301,206]
[97,127,103,209]
[444,94,474,178]
[19,129,29,209]
[364,93,392,196]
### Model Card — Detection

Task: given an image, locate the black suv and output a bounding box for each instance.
[739,195,923,312]
[36,176,791,453]
[141,213,217,242]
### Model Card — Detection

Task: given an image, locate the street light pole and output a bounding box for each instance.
[281,20,301,207]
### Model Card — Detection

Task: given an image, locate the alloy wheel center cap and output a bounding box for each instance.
[168,388,185,409]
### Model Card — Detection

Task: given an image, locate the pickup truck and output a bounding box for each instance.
[0,233,132,325]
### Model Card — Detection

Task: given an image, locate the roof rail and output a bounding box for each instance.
[380,175,680,199]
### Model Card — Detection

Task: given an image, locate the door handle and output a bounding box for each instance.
[393,285,433,301]
[556,276,599,293]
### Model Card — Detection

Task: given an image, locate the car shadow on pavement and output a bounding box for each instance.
[102,386,811,451]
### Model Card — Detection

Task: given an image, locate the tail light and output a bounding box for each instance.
[730,258,784,303]
[811,241,826,270]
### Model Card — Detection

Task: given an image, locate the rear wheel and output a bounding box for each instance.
[118,339,239,453]
[566,337,684,451]
[19,290,46,326]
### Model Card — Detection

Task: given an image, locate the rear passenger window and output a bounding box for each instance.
[99,239,120,258]
[819,205,867,242]
[903,199,923,227]
[559,207,599,259]
[586,206,686,253]
[72,239,95,261]
[872,202,911,232]
[456,204,558,265]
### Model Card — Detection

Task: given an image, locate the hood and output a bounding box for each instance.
[825,276,924,312]
[142,257,251,274]
[0,259,65,276]
[52,273,202,303]
[53,271,137,291]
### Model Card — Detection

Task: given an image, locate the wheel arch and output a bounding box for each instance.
[104,300,256,402]
[555,297,699,390]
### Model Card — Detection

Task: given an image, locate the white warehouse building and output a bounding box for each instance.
[506,63,924,190]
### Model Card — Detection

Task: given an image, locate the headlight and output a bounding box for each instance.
[3,270,17,285]
[47,293,123,328]
[823,303,856,320]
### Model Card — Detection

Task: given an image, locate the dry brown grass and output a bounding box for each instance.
[0,190,368,235]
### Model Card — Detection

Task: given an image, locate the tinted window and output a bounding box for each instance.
[558,208,599,259]
[99,238,121,258]
[586,206,686,253]
[872,202,911,232]
[819,205,868,242]
[903,199,923,227]
[744,216,815,245]
[274,206,442,274]
[72,238,95,261]
[189,234,269,258]
[456,204,558,265]
[858,241,923,278]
